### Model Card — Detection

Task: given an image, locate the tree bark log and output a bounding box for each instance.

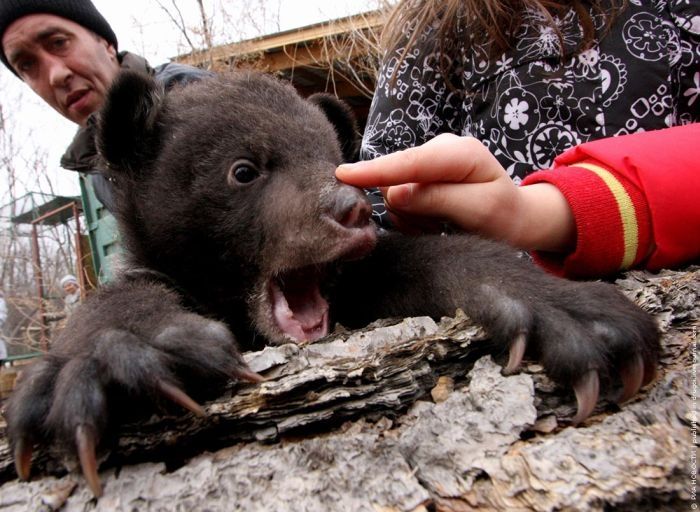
[0,268,697,511]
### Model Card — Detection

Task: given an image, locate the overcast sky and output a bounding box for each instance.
[0,0,374,201]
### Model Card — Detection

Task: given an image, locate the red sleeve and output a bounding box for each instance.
[522,124,700,278]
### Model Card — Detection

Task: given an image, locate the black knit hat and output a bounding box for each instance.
[0,0,118,75]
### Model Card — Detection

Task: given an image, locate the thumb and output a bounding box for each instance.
[385,182,459,218]
[385,182,499,233]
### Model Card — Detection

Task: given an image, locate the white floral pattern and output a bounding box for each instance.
[504,98,530,129]
[362,0,699,206]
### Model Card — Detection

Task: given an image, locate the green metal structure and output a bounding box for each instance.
[79,175,121,283]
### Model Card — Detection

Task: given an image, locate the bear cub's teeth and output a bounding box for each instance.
[270,267,329,342]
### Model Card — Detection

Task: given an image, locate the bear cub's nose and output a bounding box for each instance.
[329,187,372,229]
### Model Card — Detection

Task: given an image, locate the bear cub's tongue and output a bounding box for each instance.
[270,268,329,342]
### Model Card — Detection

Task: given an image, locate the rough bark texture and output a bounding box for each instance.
[0,268,697,511]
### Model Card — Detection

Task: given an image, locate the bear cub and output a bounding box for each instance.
[6,71,659,496]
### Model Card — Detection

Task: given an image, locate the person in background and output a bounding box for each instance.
[59,274,81,313]
[0,0,210,212]
[337,0,700,279]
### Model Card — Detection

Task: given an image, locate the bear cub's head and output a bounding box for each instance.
[97,70,377,345]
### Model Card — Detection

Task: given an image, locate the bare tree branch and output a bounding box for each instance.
[154,0,198,54]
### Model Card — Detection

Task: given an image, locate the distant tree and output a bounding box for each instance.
[0,78,80,354]
[152,0,283,69]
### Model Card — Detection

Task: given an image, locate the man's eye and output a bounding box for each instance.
[16,59,35,74]
[49,37,69,52]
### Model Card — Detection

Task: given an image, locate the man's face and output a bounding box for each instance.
[2,14,120,126]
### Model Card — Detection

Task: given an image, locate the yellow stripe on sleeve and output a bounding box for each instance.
[571,162,639,269]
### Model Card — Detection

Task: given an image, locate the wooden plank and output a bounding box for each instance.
[175,10,384,69]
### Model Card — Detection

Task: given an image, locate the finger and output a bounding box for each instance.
[384,181,508,234]
[76,425,102,498]
[380,195,444,233]
[336,135,502,188]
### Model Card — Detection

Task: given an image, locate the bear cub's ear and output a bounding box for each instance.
[307,93,360,163]
[97,70,165,174]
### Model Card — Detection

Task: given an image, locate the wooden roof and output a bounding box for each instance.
[8,193,81,226]
[173,10,387,129]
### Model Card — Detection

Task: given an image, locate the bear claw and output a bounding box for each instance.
[618,353,645,404]
[572,369,600,425]
[14,437,32,481]
[503,332,527,375]
[156,380,206,417]
[76,425,102,497]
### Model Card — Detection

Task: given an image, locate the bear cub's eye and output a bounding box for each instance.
[228,160,260,186]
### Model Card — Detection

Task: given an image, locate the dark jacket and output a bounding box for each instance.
[363,2,699,168]
[361,1,699,226]
[60,52,211,211]
[360,1,699,277]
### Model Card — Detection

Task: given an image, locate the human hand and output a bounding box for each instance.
[336,134,575,252]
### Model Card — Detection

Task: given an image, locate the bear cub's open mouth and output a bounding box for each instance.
[269,266,329,342]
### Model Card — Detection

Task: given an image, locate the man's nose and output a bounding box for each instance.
[46,54,72,88]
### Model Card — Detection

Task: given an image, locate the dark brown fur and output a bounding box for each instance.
[6,71,658,477]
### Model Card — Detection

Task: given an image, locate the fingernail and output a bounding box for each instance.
[336,163,359,172]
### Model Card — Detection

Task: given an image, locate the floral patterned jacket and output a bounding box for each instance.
[361,0,700,277]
